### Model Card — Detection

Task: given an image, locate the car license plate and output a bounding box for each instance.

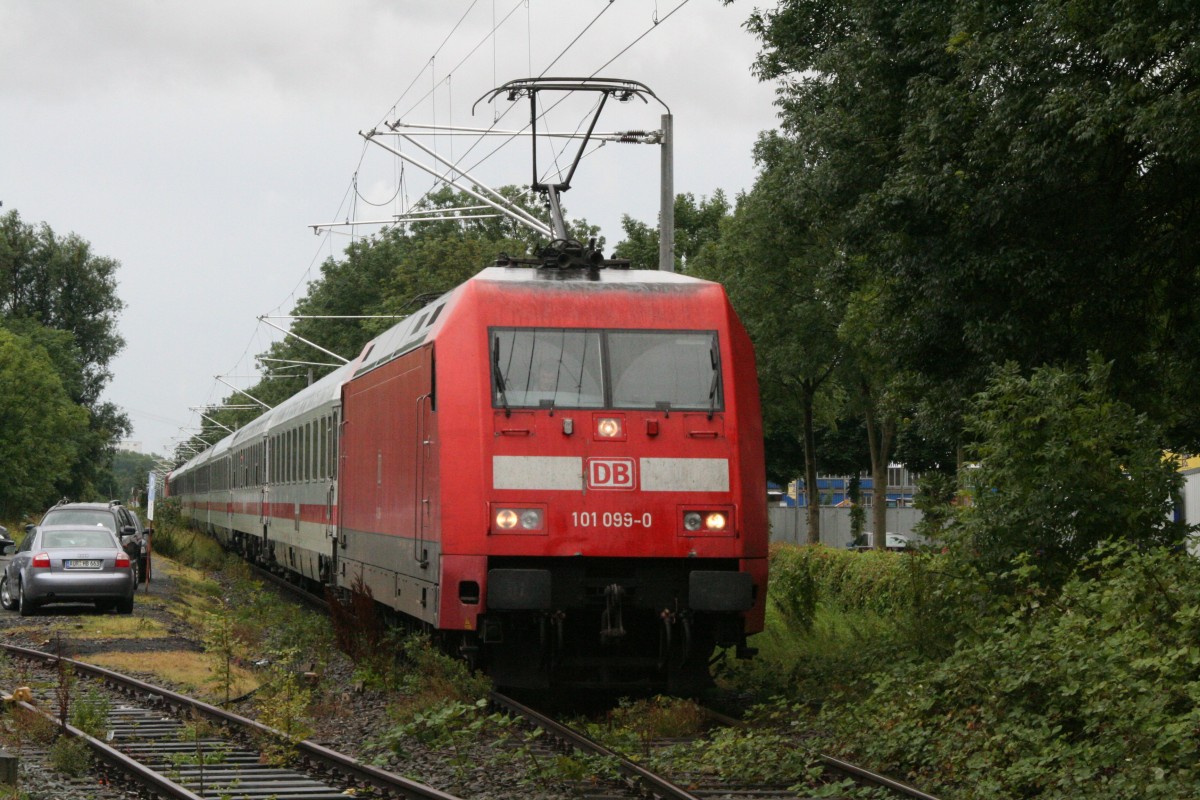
[65,560,102,570]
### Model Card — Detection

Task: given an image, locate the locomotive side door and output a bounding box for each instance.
[416,391,434,571]
[326,406,340,543]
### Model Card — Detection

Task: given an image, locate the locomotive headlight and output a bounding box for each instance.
[681,507,734,536]
[595,417,623,438]
[493,506,546,532]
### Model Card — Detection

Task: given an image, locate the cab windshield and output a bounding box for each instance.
[491,328,721,412]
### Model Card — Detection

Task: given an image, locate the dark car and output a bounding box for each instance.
[0,524,136,615]
[35,501,149,584]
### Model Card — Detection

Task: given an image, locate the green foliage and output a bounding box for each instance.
[0,328,89,516]
[202,596,242,707]
[110,450,162,505]
[48,736,91,776]
[377,697,514,780]
[68,687,112,738]
[149,513,226,570]
[817,544,1200,799]
[912,470,957,541]
[744,0,1200,459]
[0,209,131,501]
[393,633,491,704]
[606,696,706,742]
[959,358,1189,583]
[255,656,315,765]
[769,543,932,621]
[613,191,730,272]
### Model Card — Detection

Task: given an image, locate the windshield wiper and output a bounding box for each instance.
[492,336,511,417]
[707,336,721,420]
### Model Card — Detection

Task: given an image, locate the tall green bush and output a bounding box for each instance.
[819,544,1200,799]
[959,358,1189,586]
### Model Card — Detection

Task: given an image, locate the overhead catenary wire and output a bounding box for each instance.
[392,0,629,217]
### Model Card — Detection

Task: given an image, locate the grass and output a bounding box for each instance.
[720,596,900,703]
[50,614,170,640]
[84,649,259,701]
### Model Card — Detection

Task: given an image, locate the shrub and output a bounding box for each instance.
[819,543,1200,799]
[958,357,1190,587]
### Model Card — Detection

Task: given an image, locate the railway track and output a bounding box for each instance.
[1,642,465,800]
[489,691,942,800]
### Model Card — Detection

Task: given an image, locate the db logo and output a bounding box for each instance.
[587,458,636,490]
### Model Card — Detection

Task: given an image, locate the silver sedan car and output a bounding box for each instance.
[1,525,136,616]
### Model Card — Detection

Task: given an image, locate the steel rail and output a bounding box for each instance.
[490,690,704,800]
[13,698,204,799]
[699,705,943,800]
[1,643,462,800]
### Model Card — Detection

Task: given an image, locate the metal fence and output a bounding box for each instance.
[767,505,924,548]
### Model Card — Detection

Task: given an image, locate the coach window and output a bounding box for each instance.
[317,418,325,480]
[306,423,312,482]
[330,415,338,479]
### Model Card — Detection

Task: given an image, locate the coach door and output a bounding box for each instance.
[224,454,233,532]
[258,435,267,527]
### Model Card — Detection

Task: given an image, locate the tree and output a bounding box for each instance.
[0,210,131,501]
[691,182,841,543]
[0,210,125,406]
[743,0,1200,455]
[110,450,162,506]
[959,357,1188,585]
[614,191,731,272]
[0,329,89,517]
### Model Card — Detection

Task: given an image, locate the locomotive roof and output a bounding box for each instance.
[353,266,717,378]
[475,265,712,286]
[174,266,722,477]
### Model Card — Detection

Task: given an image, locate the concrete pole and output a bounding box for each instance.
[659,113,675,272]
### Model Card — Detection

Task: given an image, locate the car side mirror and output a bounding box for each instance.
[1,542,15,556]
[122,525,137,537]
[24,524,34,534]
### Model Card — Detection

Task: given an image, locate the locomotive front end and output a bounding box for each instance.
[450,268,767,691]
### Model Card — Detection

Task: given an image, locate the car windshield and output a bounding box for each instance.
[41,510,117,533]
[42,530,116,549]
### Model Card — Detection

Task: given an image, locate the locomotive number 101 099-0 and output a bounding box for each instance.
[571,511,653,528]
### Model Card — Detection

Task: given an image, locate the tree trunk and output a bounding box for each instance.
[864,392,896,551]
[802,387,820,545]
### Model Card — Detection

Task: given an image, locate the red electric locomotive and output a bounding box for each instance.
[170,263,767,690]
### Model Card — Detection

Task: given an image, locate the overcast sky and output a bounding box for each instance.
[1,0,780,460]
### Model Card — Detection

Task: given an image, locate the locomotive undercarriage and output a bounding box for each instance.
[478,557,754,692]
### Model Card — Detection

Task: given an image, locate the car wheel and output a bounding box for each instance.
[139,556,148,583]
[17,580,36,617]
[0,575,17,611]
[116,596,134,615]
[94,599,115,612]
